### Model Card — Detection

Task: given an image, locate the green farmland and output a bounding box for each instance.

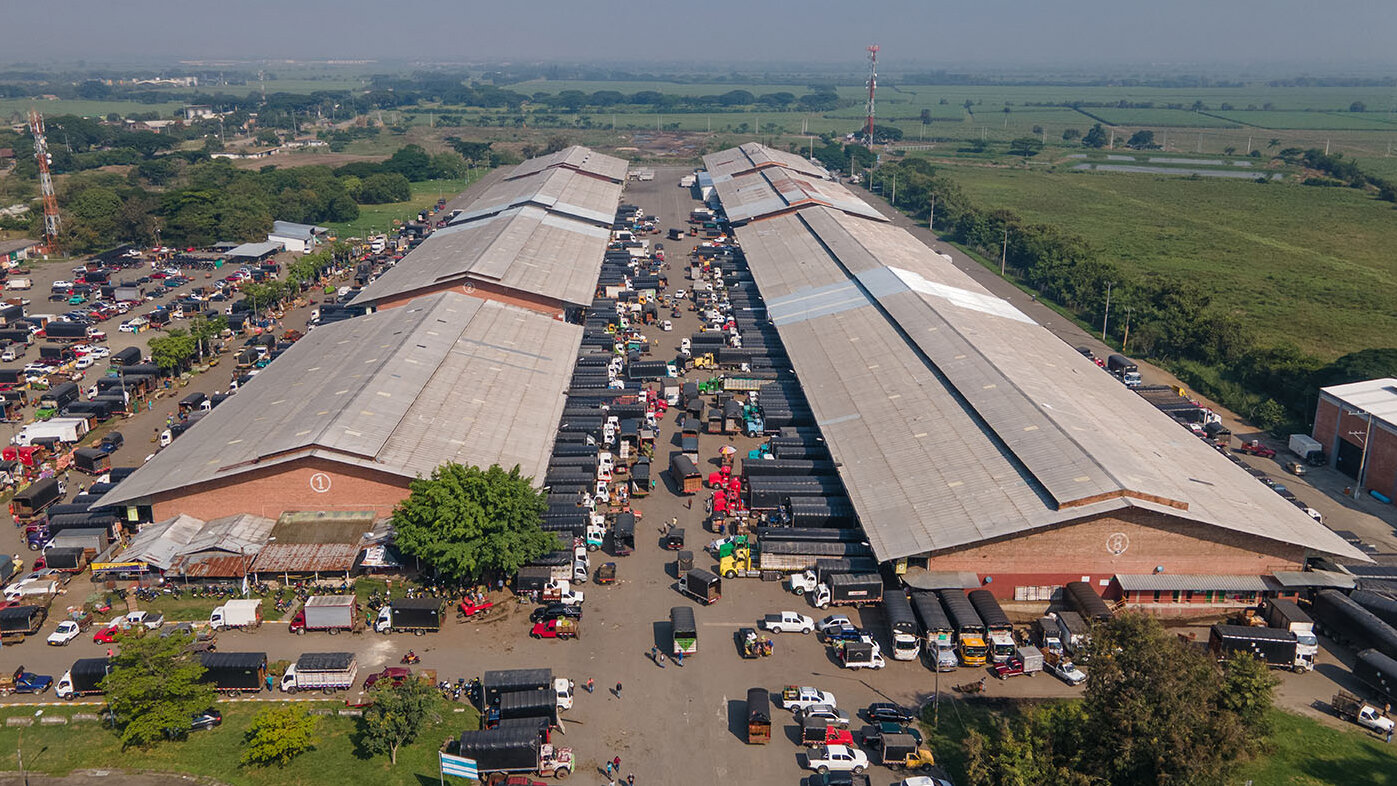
[939,162,1397,359]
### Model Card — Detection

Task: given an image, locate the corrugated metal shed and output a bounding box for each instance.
[251,543,359,574]
[171,554,256,578]
[97,293,582,508]
[455,166,623,228]
[703,142,830,181]
[1270,570,1357,589]
[1114,574,1271,592]
[1320,377,1397,431]
[181,513,275,557]
[709,166,886,225]
[121,514,204,570]
[505,145,629,184]
[353,205,609,309]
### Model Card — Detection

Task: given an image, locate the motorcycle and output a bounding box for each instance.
[401,651,420,665]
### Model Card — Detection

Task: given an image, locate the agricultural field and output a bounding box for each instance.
[0,97,187,121]
[508,79,812,96]
[1082,107,1241,127]
[325,175,480,238]
[1207,109,1397,130]
[936,161,1397,359]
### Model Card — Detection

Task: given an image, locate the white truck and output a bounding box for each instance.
[209,599,262,630]
[13,418,90,446]
[280,652,358,694]
[1333,691,1396,735]
[804,744,869,775]
[780,685,836,712]
[1288,433,1325,465]
[762,611,814,634]
[7,278,31,291]
[1265,599,1320,672]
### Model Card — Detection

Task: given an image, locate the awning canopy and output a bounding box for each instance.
[1113,574,1270,593]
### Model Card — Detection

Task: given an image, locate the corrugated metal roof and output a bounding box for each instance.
[182,513,275,557]
[1320,377,1397,431]
[727,189,1365,564]
[353,205,609,309]
[227,241,282,258]
[251,543,359,573]
[456,166,623,227]
[122,514,204,570]
[505,145,629,184]
[1270,570,1357,589]
[96,293,581,507]
[1114,574,1271,592]
[710,166,887,225]
[170,554,256,578]
[703,142,830,180]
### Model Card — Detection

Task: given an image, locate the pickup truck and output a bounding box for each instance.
[1043,650,1086,685]
[762,611,814,634]
[0,667,54,696]
[47,618,89,646]
[780,685,836,712]
[804,744,869,774]
[800,704,852,728]
[1333,691,1396,735]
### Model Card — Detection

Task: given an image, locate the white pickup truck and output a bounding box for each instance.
[779,685,836,712]
[1333,691,1395,735]
[762,611,814,634]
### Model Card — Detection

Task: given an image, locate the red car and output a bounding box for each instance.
[458,598,495,618]
[1235,440,1277,458]
[92,623,124,644]
[529,619,578,640]
[363,667,412,690]
[992,658,1029,680]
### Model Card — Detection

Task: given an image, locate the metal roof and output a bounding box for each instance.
[1270,570,1356,589]
[97,293,582,507]
[251,543,360,574]
[270,221,326,241]
[0,238,38,256]
[352,205,609,309]
[227,241,282,258]
[122,513,205,570]
[1320,377,1397,432]
[729,197,1365,564]
[504,145,629,184]
[709,166,887,225]
[1113,574,1271,592]
[703,142,831,181]
[457,166,624,227]
[181,512,275,557]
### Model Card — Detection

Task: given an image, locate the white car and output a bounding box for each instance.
[898,778,955,786]
[47,619,84,646]
[780,686,836,712]
[816,614,854,634]
[74,356,94,370]
[762,611,814,634]
[800,704,851,727]
[805,744,868,774]
[88,346,110,358]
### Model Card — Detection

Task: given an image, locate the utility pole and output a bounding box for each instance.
[1352,412,1374,499]
[1101,281,1114,341]
[928,193,936,232]
[1000,225,1008,276]
[890,172,896,206]
[1122,306,1133,350]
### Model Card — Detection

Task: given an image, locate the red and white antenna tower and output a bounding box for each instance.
[865,44,880,148]
[27,110,62,254]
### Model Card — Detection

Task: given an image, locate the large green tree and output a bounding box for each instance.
[148,329,197,372]
[392,463,558,582]
[241,705,319,767]
[100,630,216,747]
[357,676,441,764]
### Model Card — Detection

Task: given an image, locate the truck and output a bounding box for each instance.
[1035,616,1064,653]
[10,477,63,524]
[481,668,554,708]
[876,732,936,770]
[0,667,54,696]
[209,599,263,630]
[1065,581,1113,622]
[1355,649,1397,703]
[813,573,883,610]
[455,727,574,780]
[486,688,559,729]
[992,645,1044,679]
[910,591,958,671]
[57,657,111,699]
[1209,625,1303,671]
[1352,590,1397,629]
[683,568,722,605]
[200,651,268,694]
[1312,589,1397,661]
[1055,610,1093,657]
[0,605,48,643]
[747,687,772,744]
[39,382,79,410]
[1042,649,1086,685]
[71,447,111,475]
[884,589,921,661]
[762,611,814,634]
[1332,690,1396,735]
[837,639,886,670]
[1287,433,1326,466]
[969,589,1016,663]
[1107,354,1142,386]
[1264,598,1319,672]
[375,598,444,634]
[280,652,358,694]
[13,417,89,445]
[36,545,91,573]
[940,590,988,667]
[290,595,361,634]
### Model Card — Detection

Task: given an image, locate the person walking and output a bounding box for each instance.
[605,761,613,778]
[615,682,622,699]
[612,756,621,773]
[585,677,594,694]
[627,775,634,786]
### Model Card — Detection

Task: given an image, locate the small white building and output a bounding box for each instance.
[267,221,329,254]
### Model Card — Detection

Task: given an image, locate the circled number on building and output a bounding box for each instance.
[310,473,332,493]
[1106,532,1129,556]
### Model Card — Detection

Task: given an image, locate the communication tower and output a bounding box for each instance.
[27,110,62,254]
[865,44,880,147]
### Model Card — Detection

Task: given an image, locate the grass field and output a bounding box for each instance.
[1209,109,1397,130]
[0,97,187,120]
[1083,107,1242,128]
[325,176,482,238]
[938,163,1397,359]
[0,700,480,786]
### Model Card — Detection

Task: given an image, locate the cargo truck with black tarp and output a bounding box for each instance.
[813,572,883,609]
[485,688,558,729]
[72,447,110,475]
[941,590,988,667]
[57,657,111,699]
[1065,581,1113,622]
[455,727,574,779]
[481,668,554,708]
[683,568,721,605]
[200,651,268,694]
[884,589,921,661]
[10,477,62,524]
[1355,649,1397,703]
[1312,589,1397,661]
[0,605,48,643]
[375,597,443,634]
[969,589,1016,664]
[1209,625,1304,671]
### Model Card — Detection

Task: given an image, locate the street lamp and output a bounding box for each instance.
[1348,411,1374,500]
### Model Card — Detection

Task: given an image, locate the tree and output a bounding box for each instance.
[1219,650,1278,734]
[1250,398,1287,430]
[1350,101,1367,112]
[357,676,441,764]
[357,172,411,204]
[188,314,228,360]
[919,109,932,124]
[1223,146,1237,156]
[392,463,558,582]
[148,329,197,373]
[383,144,432,180]
[255,129,279,146]
[1008,137,1044,159]
[1126,130,1156,150]
[1267,138,1280,149]
[101,630,216,747]
[242,705,319,767]
[1082,124,1108,148]
[1062,128,1081,141]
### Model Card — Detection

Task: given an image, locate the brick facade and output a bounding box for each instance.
[149,457,411,521]
[1314,394,1397,499]
[921,508,1306,600]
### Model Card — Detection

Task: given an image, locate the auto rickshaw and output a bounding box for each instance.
[738,627,773,658]
[594,562,616,585]
[662,528,685,550]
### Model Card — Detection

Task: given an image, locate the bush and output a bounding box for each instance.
[357,172,411,204]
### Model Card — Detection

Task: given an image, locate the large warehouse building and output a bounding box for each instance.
[97,292,582,521]
[706,143,1366,604]
[1313,377,1397,502]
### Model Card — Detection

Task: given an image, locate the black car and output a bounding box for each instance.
[864,702,915,724]
[530,603,583,623]
[823,625,868,643]
[805,772,870,786]
[163,708,222,739]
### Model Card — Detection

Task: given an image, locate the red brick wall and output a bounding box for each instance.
[924,509,1306,600]
[1313,397,1340,460]
[150,457,411,521]
[1334,406,1397,498]
[374,280,566,319]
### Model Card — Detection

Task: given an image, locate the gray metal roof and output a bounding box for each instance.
[122,514,204,570]
[454,166,623,228]
[709,166,887,225]
[1113,574,1271,592]
[731,201,1365,564]
[505,145,629,184]
[97,293,582,507]
[0,238,38,256]
[703,142,830,181]
[227,241,282,258]
[1270,570,1356,589]
[1320,377,1397,432]
[270,221,326,241]
[352,205,609,309]
[182,512,275,557]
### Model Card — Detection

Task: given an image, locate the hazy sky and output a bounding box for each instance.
[8,0,1397,72]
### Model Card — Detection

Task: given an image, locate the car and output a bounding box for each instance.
[805,773,871,786]
[896,778,954,786]
[92,623,125,644]
[800,704,851,728]
[816,614,854,633]
[762,611,814,634]
[88,345,110,358]
[363,667,412,690]
[74,356,94,370]
[530,603,583,623]
[804,744,868,774]
[780,686,837,712]
[823,625,868,643]
[125,610,164,630]
[864,702,916,724]
[47,619,85,646]
[164,708,222,739]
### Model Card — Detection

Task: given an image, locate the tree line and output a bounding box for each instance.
[873,155,1397,427]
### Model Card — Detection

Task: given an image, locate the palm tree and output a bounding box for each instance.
[1267,138,1280,150]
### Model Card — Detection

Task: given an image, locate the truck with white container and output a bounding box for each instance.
[1288,434,1326,466]
[289,595,360,634]
[280,652,358,694]
[12,417,90,446]
[209,599,263,630]
[1264,598,1319,672]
